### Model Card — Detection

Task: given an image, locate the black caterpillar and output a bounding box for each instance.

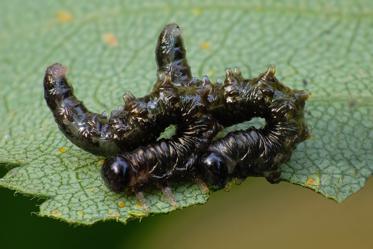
[44,23,309,193]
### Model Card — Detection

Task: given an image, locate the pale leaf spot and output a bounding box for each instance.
[50,209,62,217]
[118,200,126,209]
[58,147,67,153]
[200,41,211,50]
[56,10,73,23]
[192,7,203,16]
[305,176,320,188]
[102,33,119,47]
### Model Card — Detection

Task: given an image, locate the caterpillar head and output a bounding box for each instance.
[101,156,134,193]
[199,152,228,189]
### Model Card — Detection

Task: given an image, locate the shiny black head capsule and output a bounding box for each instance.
[101,156,132,193]
[200,152,228,189]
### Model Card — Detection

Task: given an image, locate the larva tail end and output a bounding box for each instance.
[43,63,71,109]
[162,23,182,37]
[155,23,192,85]
[45,63,67,82]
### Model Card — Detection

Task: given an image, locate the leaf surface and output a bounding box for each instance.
[0,0,372,224]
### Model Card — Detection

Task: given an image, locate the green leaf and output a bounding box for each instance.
[0,0,372,224]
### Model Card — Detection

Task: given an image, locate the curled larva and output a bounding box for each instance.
[101,74,221,192]
[44,64,168,156]
[44,23,309,194]
[99,67,309,192]
[43,24,196,157]
[198,67,309,189]
[102,111,219,192]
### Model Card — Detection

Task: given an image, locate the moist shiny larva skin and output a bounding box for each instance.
[198,68,309,189]
[44,23,309,193]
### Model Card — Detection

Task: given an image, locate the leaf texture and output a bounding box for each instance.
[0,0,372,224]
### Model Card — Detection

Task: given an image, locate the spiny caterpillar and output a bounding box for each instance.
[44,23,309,194]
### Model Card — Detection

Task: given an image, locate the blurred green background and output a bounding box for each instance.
[1,162,372,248]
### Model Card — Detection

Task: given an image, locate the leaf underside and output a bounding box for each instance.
[0,0,372,224]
